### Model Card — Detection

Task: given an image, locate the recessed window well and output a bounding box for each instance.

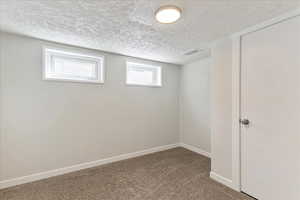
[126,62,162,87]
[43,48,104,84]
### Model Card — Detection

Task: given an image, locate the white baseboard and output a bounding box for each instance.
[179,143,211,158]
[0,143,180,190]
[210,171,235,190]
[180,144,236,191]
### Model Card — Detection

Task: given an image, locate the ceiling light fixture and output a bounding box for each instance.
[155,5,182,24]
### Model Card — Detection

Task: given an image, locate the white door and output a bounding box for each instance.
[241,16,300,200]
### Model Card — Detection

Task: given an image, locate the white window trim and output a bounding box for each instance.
[42,47,105,84]
[126,62,162,87]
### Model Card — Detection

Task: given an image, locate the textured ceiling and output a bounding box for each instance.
[0,0,299,64]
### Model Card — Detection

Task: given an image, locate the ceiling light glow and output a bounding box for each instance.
[155,6,182,24]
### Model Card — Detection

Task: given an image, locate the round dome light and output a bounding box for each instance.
[155,6,182,24]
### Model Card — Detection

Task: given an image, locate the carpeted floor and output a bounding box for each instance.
[0,147,254,200]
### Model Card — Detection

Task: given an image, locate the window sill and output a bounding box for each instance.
[43,77,104,84]
[125,83,162,88]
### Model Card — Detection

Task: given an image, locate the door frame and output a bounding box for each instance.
[230,8,300,192]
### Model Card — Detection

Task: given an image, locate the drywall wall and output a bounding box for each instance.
[210,38,233,180]
[180,58,211,154]
[0,32,180,181]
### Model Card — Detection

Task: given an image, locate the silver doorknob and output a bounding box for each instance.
[240,119,250,125]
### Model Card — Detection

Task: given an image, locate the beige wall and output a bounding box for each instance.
[210,38,233,180]
[180,58,211,153]
[0,32,181,181]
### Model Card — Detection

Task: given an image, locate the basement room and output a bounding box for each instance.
[0,1,299,200]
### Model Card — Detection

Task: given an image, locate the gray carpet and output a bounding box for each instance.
[0,147,254,200]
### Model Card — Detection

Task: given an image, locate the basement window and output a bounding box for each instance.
[43,48,104,83]
[126,62,162,87]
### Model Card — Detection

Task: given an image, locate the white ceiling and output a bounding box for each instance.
[0,0,299,65]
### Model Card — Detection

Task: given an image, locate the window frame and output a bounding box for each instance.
[126,62,162,87]
[43,47,105,84]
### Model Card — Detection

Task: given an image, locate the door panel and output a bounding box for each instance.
[241,16,300,200]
